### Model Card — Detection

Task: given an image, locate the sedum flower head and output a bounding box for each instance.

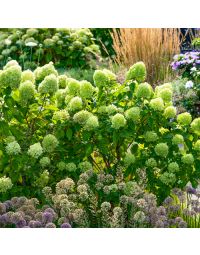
[154,143,169,158]
[0,176,13,193]
[34,62,58,82]
[21,70,35,83]
[111,113,126,129]
[136,82,152,99]
[58,75,68,89]
[126,62,146,82]
[68,96,83,111]
[28,142,43,159]
[149,97,164,111]
[73,110,92,125]
[144,131,158,142]
[38,74,58,95]
[65,162,77,172]
[194,140,200,151]
[84,116,99,131]
[80,80,94,99]
[172,134,184,145]
[181,154,194,165]
[40,157,50,168]
[124,153,135,167]
[145,158,157,168]
[19,81,35,104]
[125,107,140,122]
[6,141,21,155]
[42,134,59,153]
[0,65,22,89]
[164,106,177,119]
[177,112,192,126]
[160,172,176,186]
[159,88,172,102]
[93,70,109,88]
[78,161,92,172]
[168,162,179,173]
[191,118,200,135]
[67,78,80,95]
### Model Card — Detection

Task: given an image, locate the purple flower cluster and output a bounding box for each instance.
[171,51,200,70]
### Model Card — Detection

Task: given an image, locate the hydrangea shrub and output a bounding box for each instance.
[0,60,200,201]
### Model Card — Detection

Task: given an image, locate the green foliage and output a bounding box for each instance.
[1,60,200,202]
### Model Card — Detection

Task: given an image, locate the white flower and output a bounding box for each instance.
[25,42,38,47]
[190,67,197,72]
[5,39,12,46]
[185,81,193,89]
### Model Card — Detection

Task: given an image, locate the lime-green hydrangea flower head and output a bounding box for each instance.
[111,113,127,129]
[155,83,172,94]
[194,140,200,151]
[160,172,176,186]
[43,38,54,47]
[58,75,68,89]
[0,65,22,89]
[93,70,109,88]
[0,176,13,193]
[78,161,92,172]
[3,60,19,69]
[145,158,157,168]
[42,134,59,153]
[55,89,67,107]
[84,116,99,131]
[181,154,194,165]
[40,156,50,168]
[125,107,140,122]
[125,62,146,82]
[73,110,92,125]
[168,162,179,173]
[80,80,94,99]
[172,134,184,145]
[19,80,36,104]
[69,96,83,111]
[191,118,200,135]
[154,143,169,157]
[177,112,192,126]
[66,162,77,172]
[124,153,135,167]
[103,69,116,82]
[67,78,80,95]
[149,98,164,111]
[34,62,58,82]
[164,106,177,119]
[106,104,118,115]
[52,110,70,122]
[38,74,58,95]
[158,88,172,102]
[21,70,35,83]
[136,82,153,99]
[28,142,43,159]
[6,141,21,155]
[144,131,158,142]
[57,161,66,171]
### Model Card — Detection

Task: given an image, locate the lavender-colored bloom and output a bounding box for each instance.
[45,223,56,228]
[185,80,193,89]
[61,223,72,228]
[16,219,27,228]
[42,211,53,223]
[29,220,42,228]
[186,186,197,195]
[157,206,166,216]
[3,200,12,211]
[0,203,7,214]
[163,197,173,205]
[155,220,165,228]
[178,221,187,228]
[0,213,9,224]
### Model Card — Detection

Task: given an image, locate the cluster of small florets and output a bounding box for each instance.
[164,106,177,119]
[42,134,59,153]
[181,154,194,165]
[158,88,172,102]
[191,117,200,135]
[52,110,70,122]
[84,115,99,131]
[38,74,58,95]
[136,82,153,99]
[177,112,192,126]
[39,157,51,168]
[126,61,146,82]
[78,161,92,172]
[93,69,116,88]
[149,98,164,111]
[160,172,176,186]
[154,143,169,158]
[0,62,22,89]
[168,162,180,173]
[172,134,184,145]
[79,80,94,99]
[124,153,135,167]
[34,62,58,82]
[5,141,21,155]
[145,158,157,168]
[58,75,68,89]
[68,96,83,111]
[125,107,140,122]
[73,110,92,124]
[144,131,158,143]
[0,176,13,193]
[28,142,43,159]
[111,113,126,129]
[194,140,200,151]
[19,80,36,104]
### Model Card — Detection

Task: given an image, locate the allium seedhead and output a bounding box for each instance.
[6,141,21,155]
[111,113,126,129]
[154,143,169,158]
[124,153,135,167]
[0,176,13,193]
[56,178,75,194]
[125,107,140,122]
[164,106,177,119]
[144,131,158,143]
[42,212,53,224]
[0,203,6,214]
[21,70,35,83]
[136,82,152,99]
[149,97,164,111]
[126,62,146,82]
[61,222,71,228]
[80,80,94,98]
[0,65,21,89]
[28,142,43,159]
[181,154,194,165]
[178,221,187,228]
[177,112,192,126]
[191,118,200,135]
[168,162,179,173]
[133,211,146,224]
[67,78,80,95]
[84,115,99,131]
[155,220,165,228]
[39,157,50,168]
[68,96,83,111]
[38,74,58,95]
[42,134,58,153]
[101,202,111,212]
